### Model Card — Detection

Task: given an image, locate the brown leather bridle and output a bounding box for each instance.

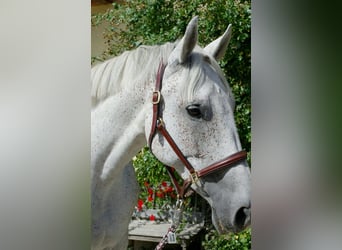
[148,62,247,199]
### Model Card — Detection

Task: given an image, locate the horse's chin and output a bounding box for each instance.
[212,217,233,234]
[212,209,249,234]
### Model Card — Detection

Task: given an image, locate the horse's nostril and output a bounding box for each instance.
[235,207,251,230]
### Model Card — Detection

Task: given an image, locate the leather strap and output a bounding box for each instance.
[197,151,247,178]
[165,166,182,195]
[165,166,194,198]
[180,150,247,197]
[148,62,166,148]
[156,119,196,174]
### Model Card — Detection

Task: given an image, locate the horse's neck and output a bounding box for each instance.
[91,87,150,184]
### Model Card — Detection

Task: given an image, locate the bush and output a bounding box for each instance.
[92,0,251,248]
[203,228,251,250]
[132,147,179,210]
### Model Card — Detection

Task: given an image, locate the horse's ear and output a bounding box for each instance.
[170,16,198,64]
[204,24,232,61]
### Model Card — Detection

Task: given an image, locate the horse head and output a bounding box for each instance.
[145,17,251,233]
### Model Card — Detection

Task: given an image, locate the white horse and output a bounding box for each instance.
[91,16,251,250]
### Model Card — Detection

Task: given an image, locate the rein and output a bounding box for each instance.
[149,61,247,249]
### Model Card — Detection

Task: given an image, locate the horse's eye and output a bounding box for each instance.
[186,104,202,119]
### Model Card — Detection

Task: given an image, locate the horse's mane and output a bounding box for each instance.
[91,41,233,107]
[91,42,176,106]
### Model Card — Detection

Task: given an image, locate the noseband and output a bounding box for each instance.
[148,62,247,199]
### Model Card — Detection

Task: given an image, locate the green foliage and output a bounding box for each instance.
[133,147,179,209]
[92,0,251,248]
[203,228,251,250]
[133,147,167,188]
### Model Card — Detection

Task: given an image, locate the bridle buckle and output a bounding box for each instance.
[152,91,161,104]
[190,171,199,184]
[157,117,165,128]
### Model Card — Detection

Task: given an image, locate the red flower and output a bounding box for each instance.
[149,214,155,221]
[137,199,143,211]
[147,188,153,195]
[144,181,149,187]
[161,181,167,187]
[156,191,165,198]
[148,195,153,202]
[166,186,174,192]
